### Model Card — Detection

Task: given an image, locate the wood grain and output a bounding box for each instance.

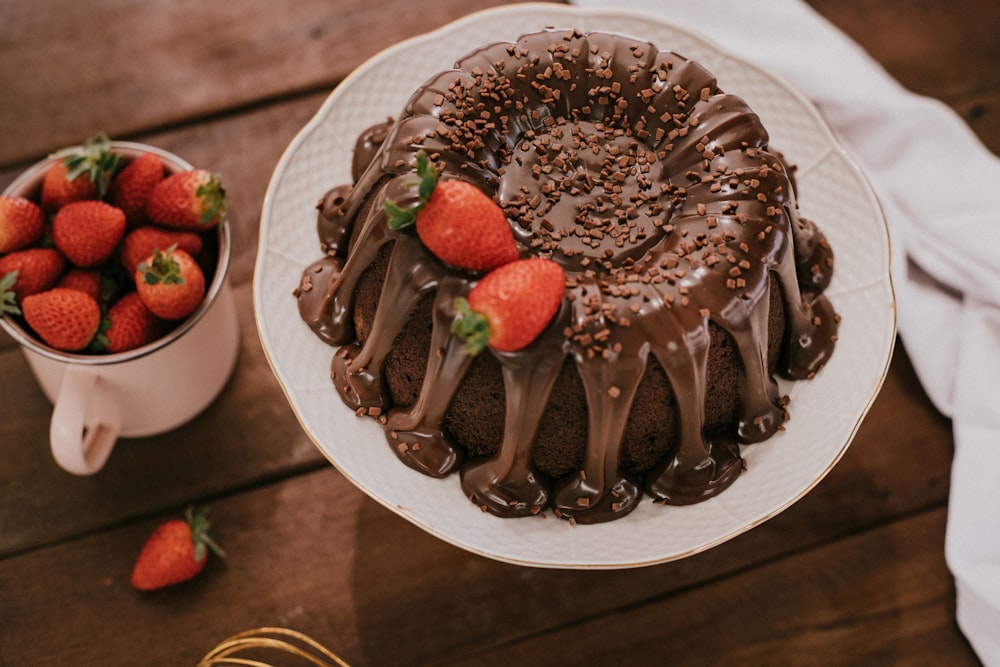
[805,0,1000,161]
[0,455,976,667]
[807,0,1000,108]
[1,0,996,664]
[434,509,976,667]
[0,0,528,167]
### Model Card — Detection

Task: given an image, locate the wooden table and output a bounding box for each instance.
[1,1,996,664]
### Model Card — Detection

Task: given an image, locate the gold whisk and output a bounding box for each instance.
[197,627,351,667]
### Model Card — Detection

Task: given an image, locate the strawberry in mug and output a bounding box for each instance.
[0,138,240,476]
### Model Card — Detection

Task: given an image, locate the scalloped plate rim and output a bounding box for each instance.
[254,3,896,569]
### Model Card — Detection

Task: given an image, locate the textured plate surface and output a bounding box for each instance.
[254,3,895,568]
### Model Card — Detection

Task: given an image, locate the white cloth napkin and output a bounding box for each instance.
[570,0,1000,662]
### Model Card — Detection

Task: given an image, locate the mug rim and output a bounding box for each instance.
[0,140,233,365]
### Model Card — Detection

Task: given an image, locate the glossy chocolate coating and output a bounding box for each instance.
[296,29,837,524]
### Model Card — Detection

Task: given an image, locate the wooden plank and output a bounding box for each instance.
[4,0,995,168]
[955,88,1000,155]
[0,468,366,666]
[433,508,979,666]
[0,0,548,166]
[806,0,1000,106]
[0,462,972,667]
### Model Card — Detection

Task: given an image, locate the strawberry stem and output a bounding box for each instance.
[59,132,122,199]
[451,297,490,355]
[138,244,185,286]
[186,506,226,561]
[385,151,439,230]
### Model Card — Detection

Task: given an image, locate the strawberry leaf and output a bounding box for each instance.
[59,132,123,199]
[384,150,440,230]
[186,506,226,560]
[451,297,490,355]
[415,151,438,200]
[1,270,21,316]
[195,174,227,225]
[139,244,185,286]
[89,315,111,353]
[385,200,416,229]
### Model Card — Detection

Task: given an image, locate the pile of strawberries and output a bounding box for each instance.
[0,135,226,353]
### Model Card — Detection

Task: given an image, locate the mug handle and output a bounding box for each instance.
[50,366,122,475]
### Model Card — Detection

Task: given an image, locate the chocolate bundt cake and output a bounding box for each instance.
[295,28,838,524]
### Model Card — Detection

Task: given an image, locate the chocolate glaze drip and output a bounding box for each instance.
[352,120,393,182]
[295,29,838,524]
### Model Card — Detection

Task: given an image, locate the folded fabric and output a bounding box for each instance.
[569,0,1000,662]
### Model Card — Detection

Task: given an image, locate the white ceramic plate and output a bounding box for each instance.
[254,3,895,569]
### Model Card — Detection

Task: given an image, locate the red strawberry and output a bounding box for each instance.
[95,291,167,353]
[52,200,127,268]
[0,248,67,303]
[40,134,122,212]
[107,152,165,227]
[56,268,103,302]
[21,287,101,351]
[40,161,97,212]
[452,258,565,353]
[131,507,225,592]
[135,246,205,320]
[121,226,203,274]
[385,152,518,272]
[0,196,45,253]
[145,169,226,229]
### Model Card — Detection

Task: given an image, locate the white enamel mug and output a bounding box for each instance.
[1,142,240,475]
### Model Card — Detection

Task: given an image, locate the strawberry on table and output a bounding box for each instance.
[52,200,126,268]
[39,133,122,212]
[107,152,165,227]
[21,287,101,351]
[386,152,518,272]
[94,291,166,353]
[131,507,225,592]
[120,226,203,274]
[0,247,67,303]
[0,196,45,253]
[145,168,226,229]
[452,258,565,353]
[135,245,205,320]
